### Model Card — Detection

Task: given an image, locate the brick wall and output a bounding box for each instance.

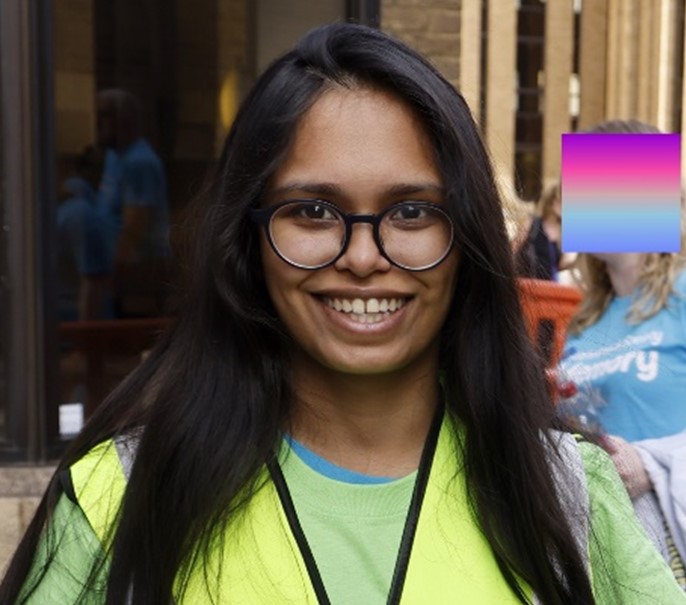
[380,0,460,87]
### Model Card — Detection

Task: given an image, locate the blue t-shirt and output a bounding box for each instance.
[285,435,395,484]
[561,271,686,442]
[97,138,170,261]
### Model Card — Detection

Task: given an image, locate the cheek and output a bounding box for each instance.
[419,255,459,325]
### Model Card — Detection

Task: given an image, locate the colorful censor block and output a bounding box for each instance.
[561,133,681,253]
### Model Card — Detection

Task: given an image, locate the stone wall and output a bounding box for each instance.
[381,0,460,87]
[0,467,53,573]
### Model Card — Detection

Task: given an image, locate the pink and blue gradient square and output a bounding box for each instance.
[561,133,681,253]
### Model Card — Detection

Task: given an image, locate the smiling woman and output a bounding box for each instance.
[2,23,685,605]
[259,87,458,386]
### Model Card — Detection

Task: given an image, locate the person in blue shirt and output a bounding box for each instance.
[561,119,686,588]
[563,251,686,444]
[96,88,171,316]
[57,153,112,321]
[561,120,686,445]
[562,248,686,587]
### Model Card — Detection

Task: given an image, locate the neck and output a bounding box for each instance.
[603,253,644,297]
[289,356,440,478]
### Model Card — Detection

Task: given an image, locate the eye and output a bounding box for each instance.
[275,201,342,230]
[298,202,337,220]
[386,203,431,224]
[384,203,447,231]
[392,203,426,220]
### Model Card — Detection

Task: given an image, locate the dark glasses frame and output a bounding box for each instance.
[249,199,455,271]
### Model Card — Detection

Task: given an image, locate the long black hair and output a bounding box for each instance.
[2,23,596,604]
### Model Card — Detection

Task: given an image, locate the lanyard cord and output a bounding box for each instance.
[267,406,444,605]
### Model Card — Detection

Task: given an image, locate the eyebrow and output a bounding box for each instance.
[269,181,445,198]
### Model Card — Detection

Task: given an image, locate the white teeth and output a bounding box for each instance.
[324,296,407,319]
[349,312,384,324]
[351,298,365,314]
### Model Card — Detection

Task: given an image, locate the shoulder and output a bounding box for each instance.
[573,438,646,529]
[671,268,686,299]
[123,139,162,168]
[67,431,141,545]
[575,439,616,484]
[70,431,140,485]
[57,197,100,228]
[545,431,591,523]
[666,268,686,333]
[546,432,624,513]
[571,437,629,498]
[18,492,108,604]
[576,439,686,601]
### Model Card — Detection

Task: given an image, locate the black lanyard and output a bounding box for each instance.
[267,407,444,605]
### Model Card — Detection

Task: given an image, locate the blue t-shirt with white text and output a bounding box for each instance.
[561,271,686,442]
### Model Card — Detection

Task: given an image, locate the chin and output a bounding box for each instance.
[316,346,428,377]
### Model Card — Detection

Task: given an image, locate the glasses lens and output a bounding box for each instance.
[270,201,345,268]
[380,203,453,269]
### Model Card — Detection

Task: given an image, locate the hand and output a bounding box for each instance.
[603,435,652,499]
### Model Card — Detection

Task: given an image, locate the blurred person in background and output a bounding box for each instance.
[57,148,111,321]
[515,181,569,281]
[561,119,686,589]
[96,88,171,317]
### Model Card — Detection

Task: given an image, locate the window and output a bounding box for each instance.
[0,0,379,461]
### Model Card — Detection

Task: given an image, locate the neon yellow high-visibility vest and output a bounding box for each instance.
[70,419,588,604]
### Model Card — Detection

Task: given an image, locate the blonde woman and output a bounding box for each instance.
[563,250,686,442]
[560,118,686,590]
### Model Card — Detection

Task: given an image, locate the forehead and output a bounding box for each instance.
[269,87,441,196]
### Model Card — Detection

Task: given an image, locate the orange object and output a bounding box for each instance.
[517,278,582,366]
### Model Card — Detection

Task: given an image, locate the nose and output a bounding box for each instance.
[333,223,391,277]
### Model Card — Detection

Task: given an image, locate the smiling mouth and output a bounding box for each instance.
[322,296,408,324]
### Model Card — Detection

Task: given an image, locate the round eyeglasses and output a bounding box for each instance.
[250,199,455,271]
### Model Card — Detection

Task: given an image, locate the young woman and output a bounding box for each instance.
[562,121,686,588]
[562,121,686,444]
[3,26,683,605]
